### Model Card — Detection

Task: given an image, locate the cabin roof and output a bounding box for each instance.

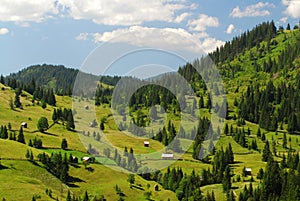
[162,153,174,157]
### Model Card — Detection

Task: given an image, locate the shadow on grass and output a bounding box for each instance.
[68,175,85,183]
[131,185,144,191]
[0,164,9,170]
[70,163,80,168]
[67,183,80,188]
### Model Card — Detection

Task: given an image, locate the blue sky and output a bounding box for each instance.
[0,0,299,76]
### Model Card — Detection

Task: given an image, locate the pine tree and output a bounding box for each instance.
[222,165,231,193]
[28,139,33,147]
[262,141,273,162]
[257,128,261,138]
[82,191,89,201]
[61,138,68,150]
[9,97,14,110]
[14,93,22,108]
[283,133,287,149]
[257,168,264,181]
[0,74,4,84]
[26,149,30,160]
[224,123,229,135]
[17,126,25,144]
[100,121,105,131]
[262,160,282,199]
[66,190,71,201]
[52,109,57,122]
[287,113,297,133]
[66,110,75,130]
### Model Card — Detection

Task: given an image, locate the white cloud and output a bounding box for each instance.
[58,0,187,26]
[280,17,288,23]
[200,38,225,53]
[84,26,223,54]
[76,33,89,41]
[230,2,274,18]
[282,0,300,18]
[194,32,209,39]
[187,14,219,31]
[226,24,235,34]
[0,28,9,35]
[174,12,191,23]
[0,0,58,23]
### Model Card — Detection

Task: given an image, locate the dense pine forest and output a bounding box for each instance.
[0,21,300,201]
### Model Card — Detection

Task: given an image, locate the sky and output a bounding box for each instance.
[0,0,299,76]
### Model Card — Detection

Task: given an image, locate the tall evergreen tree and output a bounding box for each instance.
[17,126,25,144]
[262,141,273,162]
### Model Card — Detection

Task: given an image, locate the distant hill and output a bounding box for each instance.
[6,64,121,96]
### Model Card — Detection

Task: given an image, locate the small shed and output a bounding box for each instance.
[81,156,95,163]
[144,141,150,147]
[162,153,174,160]
[21,122,27,128]
[244,168,252,176]
[84,105,89,110]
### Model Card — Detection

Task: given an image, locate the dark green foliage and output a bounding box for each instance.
[224,123,229,135]
[261,161,282,200]
[0,126,8,139]
[0,75,4,84]
[256,168,264,181]
[113,147,138,172]
[30,138,43,148]
[17,126,25,144]
[262,141,273,162]
[61,138,68,150]
[250,139,258,150]
[193,117,210,159]
[7,64,77,96]
[232,127,247,148]
[127,174,135,187]
[37,152,69,183]
[283,133,287,149]
[14,92,22,108]
[100,121,105,131]
[52,108,75,130]
[222,165,231,193]
[210,21,277,64]
[66,111,75,130]
[37,117,49,132]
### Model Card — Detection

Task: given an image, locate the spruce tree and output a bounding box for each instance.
[61,138,68,150]
[262,141,273,162]
[222,165,231,193]
[283,133,287,149]
[17,126,25,144]
[82,191,89,201]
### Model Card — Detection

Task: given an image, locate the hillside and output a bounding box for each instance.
[0,22,300,201]
[5,64,121,96]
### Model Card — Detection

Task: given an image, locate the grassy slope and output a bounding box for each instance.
[0,85,177,201]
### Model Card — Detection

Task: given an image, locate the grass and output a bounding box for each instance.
[0,160,64,201]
